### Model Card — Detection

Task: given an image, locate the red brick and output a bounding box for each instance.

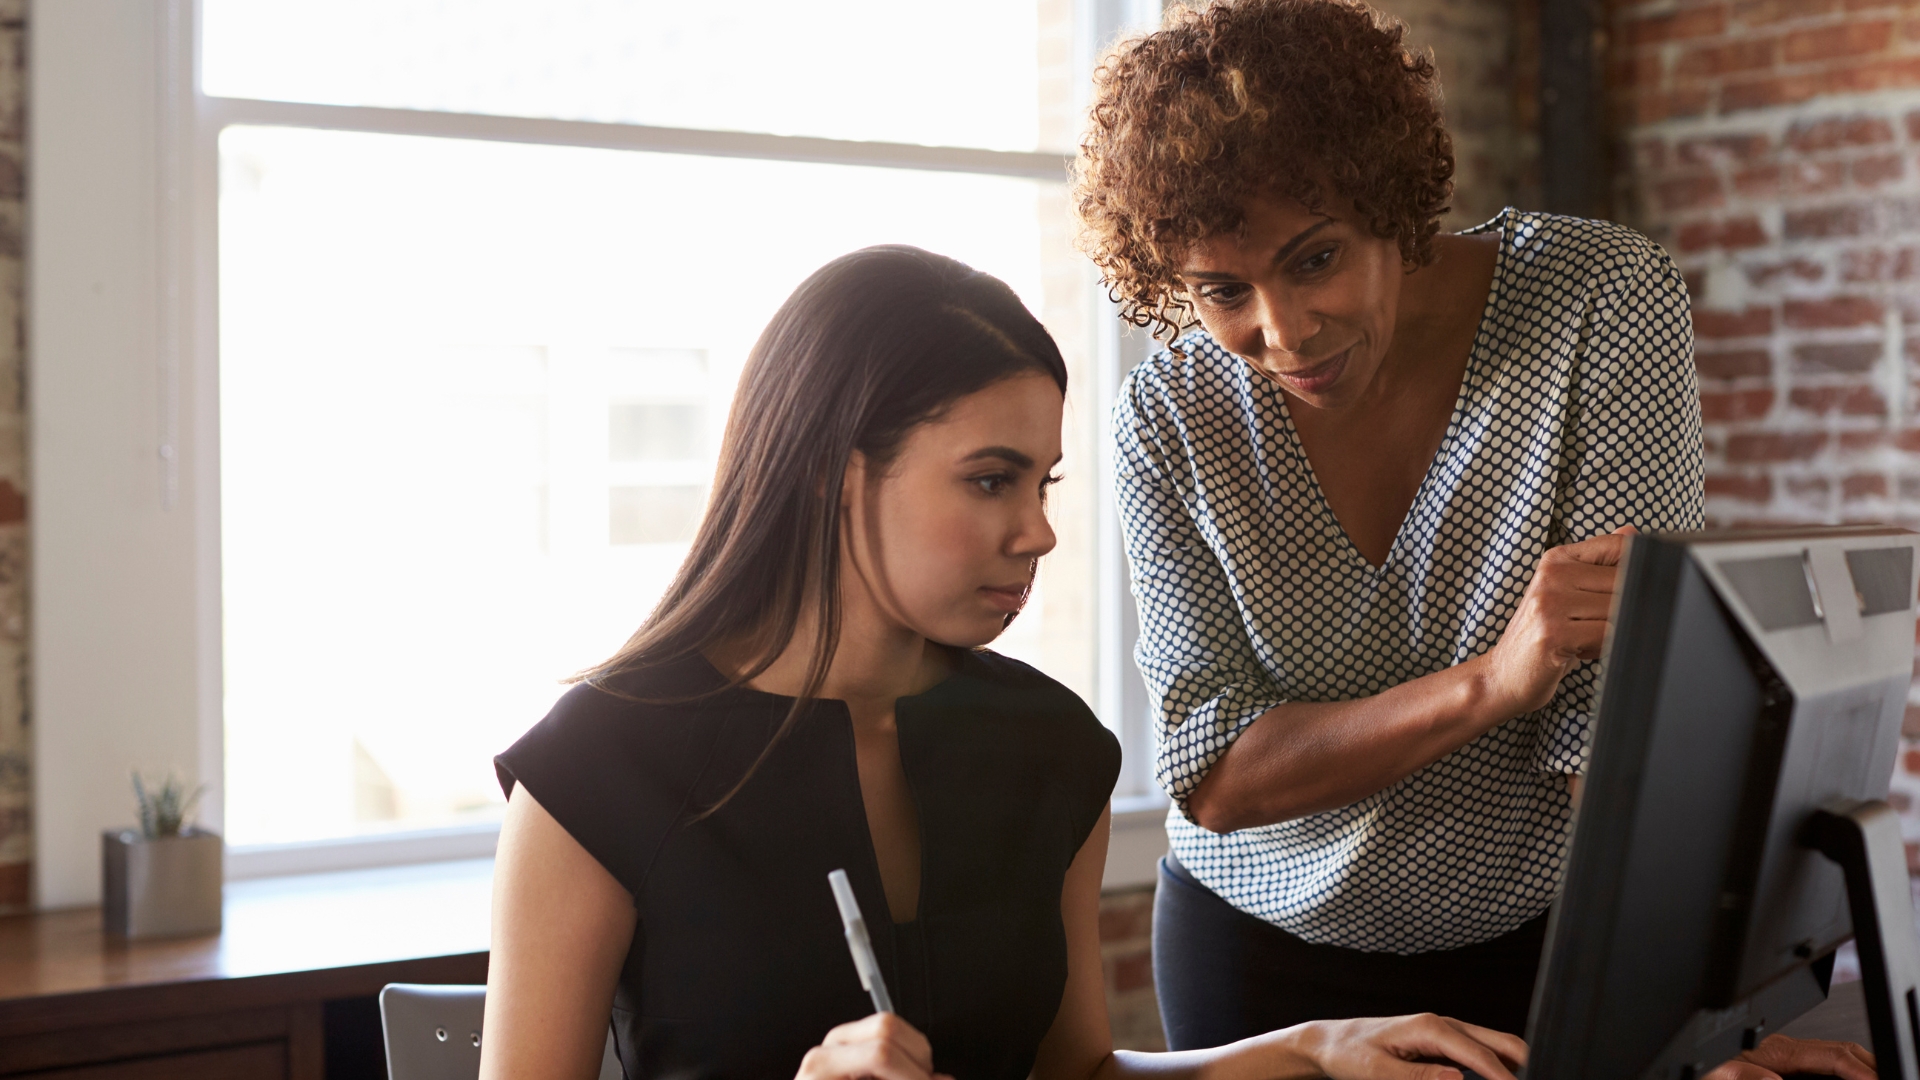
[1785,159,1847,195]
[1907,840,1920,876]
[1725,58,1920,111]
[1785,114,1897,152]
[1706,473,1774,501]
[1726,431,1829,462]
[1733,0,1839,24]
[1840,429,1887,452]
[1696,305,1776,338]
[1677,36,1781,77]
[1789,385,1889,414]
[1787,476,1834,499]
[1657,174,1727,212]
[1627,5,1730,45]
[1745,257,1826,287]
[1784,295,1884,328]
[1784,203,1872,239]
[1111,950,1154,992]
[0,482,26,526]
[1613,51,1670,90]
[1784,19,1895,63]
[1834,53,1920,94]
[1844,472,1890,500]
[1733,164,1784,198]
[1792,340,1885,371]
[1854,152,1907,186]
[1632,87,1715,124]
[1841,246,1920,281]
[1904,703,1920,738]
[1697,347,1773,377]
[1676,132,1774,167]
[1678,215,1771,252]
[1701,388,1777,420]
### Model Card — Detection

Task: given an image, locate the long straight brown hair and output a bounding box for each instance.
[581,245,1068,810]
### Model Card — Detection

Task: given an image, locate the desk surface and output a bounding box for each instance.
[0,858,492,1037]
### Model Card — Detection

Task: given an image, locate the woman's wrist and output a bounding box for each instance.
[1451,653,1523,733]
[1212,1024,1334,1080]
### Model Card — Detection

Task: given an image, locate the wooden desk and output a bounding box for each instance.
[0,859,491,1079]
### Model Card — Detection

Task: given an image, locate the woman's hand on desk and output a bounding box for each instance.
[1704,1034,1875,1080]
[797,1013,954,1080]
[1472,527,1635,719]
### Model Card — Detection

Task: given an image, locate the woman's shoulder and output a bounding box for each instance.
[1480,208,1681,311]
[951,649,1120,754]
[496,654,740,791]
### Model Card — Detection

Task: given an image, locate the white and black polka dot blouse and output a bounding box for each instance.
[1113,210,1705,954]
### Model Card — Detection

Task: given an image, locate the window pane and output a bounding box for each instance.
[202,0,1082,154]
[219,126,1096,846]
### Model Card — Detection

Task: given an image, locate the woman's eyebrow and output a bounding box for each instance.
[1265,219,1335,268]
[962,446,1037,468]
[1178,218,1335,281]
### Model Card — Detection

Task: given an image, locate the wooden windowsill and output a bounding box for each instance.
[0,857,493,1040]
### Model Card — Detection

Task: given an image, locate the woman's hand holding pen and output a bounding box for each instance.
[796,1014,953,1080]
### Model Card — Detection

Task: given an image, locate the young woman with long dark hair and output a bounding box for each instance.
[478,245,1530,1080]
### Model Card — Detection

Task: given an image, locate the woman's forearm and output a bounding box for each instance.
[1186,655,1510,832]
[1088,1032,1323,1080]
[1086,1018,1526,1080]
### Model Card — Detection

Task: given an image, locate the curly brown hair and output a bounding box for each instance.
[1073,0,1455,343]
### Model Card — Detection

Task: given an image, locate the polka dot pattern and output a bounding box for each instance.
[1111,210,1705,953]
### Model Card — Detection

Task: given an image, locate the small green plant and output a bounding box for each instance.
[132,771,204,839]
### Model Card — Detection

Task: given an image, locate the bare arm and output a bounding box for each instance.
[479,785,637,1080]
[1028,807,1528,1080]
[1188,530,1631,833]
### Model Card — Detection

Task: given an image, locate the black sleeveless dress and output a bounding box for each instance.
[494,648,1121,1080]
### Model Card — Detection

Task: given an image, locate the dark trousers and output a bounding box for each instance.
[1152,855,1548,1050]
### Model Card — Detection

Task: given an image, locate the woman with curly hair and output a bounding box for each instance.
[1076,0,1722,1053]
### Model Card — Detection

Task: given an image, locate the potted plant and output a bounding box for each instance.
[102,771,222,939]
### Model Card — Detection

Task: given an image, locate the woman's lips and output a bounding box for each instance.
[1270,347,1351,395]
[979,583,1029,615]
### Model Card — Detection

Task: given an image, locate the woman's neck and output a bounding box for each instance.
[710,582,955,719]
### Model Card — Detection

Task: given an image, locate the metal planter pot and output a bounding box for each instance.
[101,828,223,939]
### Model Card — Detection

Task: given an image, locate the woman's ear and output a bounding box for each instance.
[839,451,869,510]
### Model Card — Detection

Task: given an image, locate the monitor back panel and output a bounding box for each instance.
[1525,528,1917,1080]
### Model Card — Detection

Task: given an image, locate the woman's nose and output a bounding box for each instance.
[1014,500,1057,560]
[1255,290,1317,355]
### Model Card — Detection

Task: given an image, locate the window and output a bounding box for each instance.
[30,0,1163,902]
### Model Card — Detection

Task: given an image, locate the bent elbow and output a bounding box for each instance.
[1185,781,1252,834]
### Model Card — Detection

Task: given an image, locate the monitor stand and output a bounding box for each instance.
[1807,799,1920,1080]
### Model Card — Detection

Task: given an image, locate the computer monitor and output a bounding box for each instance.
[1524,526,1920,1080]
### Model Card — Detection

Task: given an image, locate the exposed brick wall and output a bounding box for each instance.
[0,0,27,915]
[1099,886,1166,1051]
[1608,0,1920,858]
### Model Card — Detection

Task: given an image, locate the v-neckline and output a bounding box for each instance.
[1267,209,1511,574]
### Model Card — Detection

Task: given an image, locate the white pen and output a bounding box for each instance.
[827,869,895,1015]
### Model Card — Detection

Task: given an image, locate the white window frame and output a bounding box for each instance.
[30,0,1166,908]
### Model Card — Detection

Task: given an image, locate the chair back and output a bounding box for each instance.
[379,983,622,1080]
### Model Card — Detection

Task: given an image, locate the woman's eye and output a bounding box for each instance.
[1297,248,1336,273]
[1198,285,1245,305]
[973,474,1011,495]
